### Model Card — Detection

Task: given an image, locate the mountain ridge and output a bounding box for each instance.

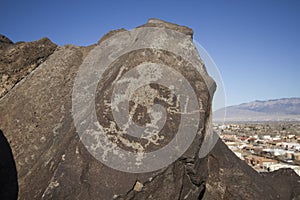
[214,97,300,122]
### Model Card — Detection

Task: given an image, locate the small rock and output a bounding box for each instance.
[0,34,13,44]
[1,74,9,82]
[40,136,46,143]
[133,181,143,192]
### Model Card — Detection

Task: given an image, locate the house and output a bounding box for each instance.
[245,155,277,169]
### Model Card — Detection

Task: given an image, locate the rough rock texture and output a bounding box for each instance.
[0,19,299,200]
[139,18,194,38]
[0,36,57,98]
[0,34,14,45]
[204,140,300,200]
[261,168,300,200]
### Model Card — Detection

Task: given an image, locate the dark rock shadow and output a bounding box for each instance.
[0,129,18,200]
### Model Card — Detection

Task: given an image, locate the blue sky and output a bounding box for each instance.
[1,0,299,108]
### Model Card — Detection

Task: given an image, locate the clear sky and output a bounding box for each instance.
[1,0,300,108]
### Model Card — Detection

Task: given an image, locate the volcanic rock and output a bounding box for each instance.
[0,36,57,98]
[0,34,13,45]
[0,19,299,200]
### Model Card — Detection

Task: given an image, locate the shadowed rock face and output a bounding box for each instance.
[0,34,14,45]
[0,19,299,200]
[0,129,18,200]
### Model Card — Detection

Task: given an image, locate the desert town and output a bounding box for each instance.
[214,122,300,175]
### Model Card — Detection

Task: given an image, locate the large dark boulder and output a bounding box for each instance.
[0,19,299,200]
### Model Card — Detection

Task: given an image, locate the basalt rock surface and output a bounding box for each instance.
[0,19,299,200]
[0,36,57,98]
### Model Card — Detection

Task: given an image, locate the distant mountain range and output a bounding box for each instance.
[213,97,300,122]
